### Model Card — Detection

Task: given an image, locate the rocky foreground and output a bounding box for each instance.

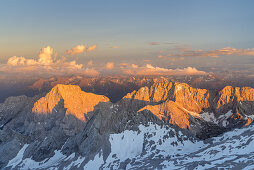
[0,82,254,169]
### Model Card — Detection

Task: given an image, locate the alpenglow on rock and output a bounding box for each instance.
[1,82,254,169]
[32,84,109,121]
[124,81,254,137]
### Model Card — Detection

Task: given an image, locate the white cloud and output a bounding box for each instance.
[106,62,114,70]
[131,64,138,68]
[66,45,86,55]
[122,64,206,76]
[86,44,97,52]
[88,60,93,66]
[163,46,254,58]
[2,46,83,75]
[38,46,54,65]
[82,68,99,76]
[66,44,97,55]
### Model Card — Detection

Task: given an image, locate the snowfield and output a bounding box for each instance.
[5,123,254,169]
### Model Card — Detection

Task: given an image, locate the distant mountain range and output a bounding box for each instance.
[1,81,254,169]
[2,72,254,103]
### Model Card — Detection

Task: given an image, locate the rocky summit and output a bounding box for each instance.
[1,82,254,169]
[32,84,109,121]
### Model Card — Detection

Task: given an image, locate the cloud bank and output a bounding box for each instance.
[164,46,254,58]
[1,45,207,77]
[121,64,206,76]
[1,46,88,76]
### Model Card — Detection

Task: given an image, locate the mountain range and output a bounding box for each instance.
[1,81,254,169]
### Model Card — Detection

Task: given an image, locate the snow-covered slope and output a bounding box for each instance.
[83,123,254,169]
[5,123,254,169]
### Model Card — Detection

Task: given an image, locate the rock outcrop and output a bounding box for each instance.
[32,84,109,121]
[123,81,253,136]
[1,82,254,169]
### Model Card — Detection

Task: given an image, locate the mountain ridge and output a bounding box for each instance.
[32,84,109,121]
[1,81,254,169]
[123,81,253,133]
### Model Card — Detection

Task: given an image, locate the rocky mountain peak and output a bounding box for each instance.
[123,81,173,103]
[128,81,254,134]
[1,81,254,169]
[32,84,109,121]
[172,82,210,113]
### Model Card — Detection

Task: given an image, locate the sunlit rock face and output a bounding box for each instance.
[216,86,254,108]
[1,82,254,169]
[123,81,173,103]
[32,84,109,121]
[125,82,210,130]
[172,82,210,113]
[214,86,254,126]
[123,81,254,136]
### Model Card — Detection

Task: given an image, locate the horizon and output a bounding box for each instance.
[1,0,254,78]
[1,2,254,169]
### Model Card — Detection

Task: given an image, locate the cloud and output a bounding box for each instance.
[149,42,177,46]
[38,46,54,65]
[164,46,254,58]
[7,56,36,66]
[157,55,165,58]
[86,44,97,52]
[82,68,99,76]
[112,46,119,49]
[149,42,160,45]
[66,44,97,55]
[7,46,55,66]
[88,60,93,66]
[119,63,129,68]
[106,62,114,70]
[144,60,151,62]
[122,64,206,76]
[66,45,86,55]
[2,46,84,76]
[131,64,138,68]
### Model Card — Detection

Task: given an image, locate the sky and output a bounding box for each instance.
[0,0,254,77]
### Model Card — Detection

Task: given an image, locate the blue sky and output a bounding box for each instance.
[0,0,254,75]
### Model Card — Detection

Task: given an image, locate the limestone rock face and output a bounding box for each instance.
[2,82,254,169]
[32,84,109,121]
[139,100,193,129]
[172,82,210,113]
[0,85,110,165]
[123,82,173,103]
[125,82,210,129]
[124,81,254,135]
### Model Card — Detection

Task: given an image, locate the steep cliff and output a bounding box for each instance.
[1,82,254,169]
[32,84,109,121]
[124,81,253,133]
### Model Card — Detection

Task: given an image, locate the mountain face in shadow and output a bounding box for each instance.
[1,82,254,169]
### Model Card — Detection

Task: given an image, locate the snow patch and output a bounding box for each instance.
[7,144,29,168]
[200,112,217,124]
[109,128,144,160]
[83,152,104,170]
